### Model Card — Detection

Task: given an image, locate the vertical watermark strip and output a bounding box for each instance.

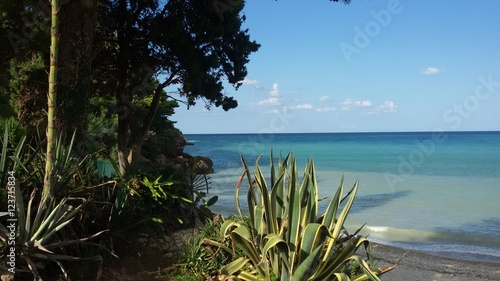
[5,171,17,274]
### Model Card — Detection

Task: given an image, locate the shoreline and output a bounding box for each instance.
[371,242,500,281]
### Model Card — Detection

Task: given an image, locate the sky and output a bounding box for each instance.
[172,0,500,134]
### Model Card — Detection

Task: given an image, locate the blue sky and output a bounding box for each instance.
[172,0,500,134]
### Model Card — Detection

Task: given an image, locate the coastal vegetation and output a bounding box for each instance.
[0,0,392,280]
[173,153,394,280]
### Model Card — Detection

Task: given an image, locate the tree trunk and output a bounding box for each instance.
[117,117,129,176]
[127,141,144,168]
[116,83,165,176]
[43,0,59,200]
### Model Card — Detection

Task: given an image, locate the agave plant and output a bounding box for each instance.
[0,120,111,280]
[217,152,395,281]
[0,182,109,280]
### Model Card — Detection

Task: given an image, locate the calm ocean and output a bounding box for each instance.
[184,132,500,263]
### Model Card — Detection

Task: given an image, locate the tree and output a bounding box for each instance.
[94,0,260,175]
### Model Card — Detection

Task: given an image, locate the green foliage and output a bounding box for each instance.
[0,119,27,194]
[0,180,109,280]
[216,152,395,281]
[0,119,115,279]
[176,215,236,279]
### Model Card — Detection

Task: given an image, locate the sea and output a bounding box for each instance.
[183,131,500,263]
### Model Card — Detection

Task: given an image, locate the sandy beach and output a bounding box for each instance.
[372,243,500,281]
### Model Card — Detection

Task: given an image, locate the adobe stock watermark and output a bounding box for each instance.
[443,74,500,129]
[340,0,405,63]
[384,74,500,191]
[1,171,18,275]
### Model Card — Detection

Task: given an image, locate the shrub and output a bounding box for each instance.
[215,152,395,281]
[0,120,112,280]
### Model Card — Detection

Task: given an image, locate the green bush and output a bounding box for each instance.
[214,152,395,281]
[175,215,237,280]
[0,120,112,280]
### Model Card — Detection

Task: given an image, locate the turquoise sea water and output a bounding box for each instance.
[184,132,500,263]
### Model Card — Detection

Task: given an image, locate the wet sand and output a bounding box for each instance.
[372,243,500,281]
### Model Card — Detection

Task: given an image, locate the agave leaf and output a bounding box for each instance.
[330,182,359,246]
[291,245,323,281]
[287,157,301,270]
[276,154,288,230]
[254,161,275,235]
[202,238,233,254]
[221,256,251,275]
[262,233,289,268]
[321,180,358,266]
[63,131,77,169]
[254,205,266,237]
[237,270,263,281]
[299,163,312,228]
[298,223,329,265]
[270,149,276,187]
[37,216,76,245]
[14,180,28,243]
[231,225,262,268]
[235,169,246,221]
[8,155,30,174]
[220,219,241,238]
[12,135,27,170]
[34,240,54,254]
[307,159,319,224]
[0,121,11,176]
[31,198,55,239]
[270,171,286,234]
[22,255,42,281]
[342,255,381,281]
[241,156,257,238]
[31,198,68,241]
[314,236,367,280]
[44,229,109,249]
[0,224,8,244]
[24,190,37,240]
[332,272,350,281]
[322,176,344,229]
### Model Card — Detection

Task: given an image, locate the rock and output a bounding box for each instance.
[192,156,214,174]
[155,154,168,165]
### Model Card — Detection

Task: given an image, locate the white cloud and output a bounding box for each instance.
[364,100,398,115]
[377,100,397,113]
[341,99,373,110]
[270,83,279,96]
[315,107,336,112]
[319,96,331,102]
[257,83,282,106]
[289,103,314,110]
[421,67,441,75]
[239,78,263,89]
[257,97,282,106]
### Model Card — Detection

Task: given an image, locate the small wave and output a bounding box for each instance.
[366,226,390,233]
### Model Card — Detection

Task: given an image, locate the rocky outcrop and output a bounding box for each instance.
[153,153,214,174]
